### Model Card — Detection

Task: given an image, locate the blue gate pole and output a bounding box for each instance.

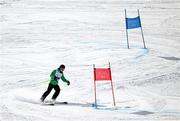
[138,9,146,49]
[125,9,130,49]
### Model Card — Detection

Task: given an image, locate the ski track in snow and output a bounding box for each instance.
[0,0,180,121]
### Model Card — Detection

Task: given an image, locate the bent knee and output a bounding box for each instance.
[55,88,61,92]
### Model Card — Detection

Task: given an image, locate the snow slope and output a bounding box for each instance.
[0,0,180,121]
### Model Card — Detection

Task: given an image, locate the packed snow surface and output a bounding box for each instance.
[0,0,180,121]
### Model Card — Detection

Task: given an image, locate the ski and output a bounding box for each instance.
[43,100,68,105]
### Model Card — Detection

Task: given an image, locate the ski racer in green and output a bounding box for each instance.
[40,64,70,103]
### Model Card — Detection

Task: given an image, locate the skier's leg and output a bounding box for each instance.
[41,84,53,101]
[52,85,60,100]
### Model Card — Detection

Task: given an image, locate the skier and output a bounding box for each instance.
[40,64,70,104]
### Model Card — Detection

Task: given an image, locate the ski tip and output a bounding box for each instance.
[64,102,68,104]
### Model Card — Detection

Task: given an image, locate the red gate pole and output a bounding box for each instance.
[109,63,116,106]
[93,64,97,106]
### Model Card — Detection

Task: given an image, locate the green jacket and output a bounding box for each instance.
[50,69,69,85]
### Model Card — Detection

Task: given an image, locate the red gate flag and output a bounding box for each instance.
[93,63,116,107]
[94,68,111,81]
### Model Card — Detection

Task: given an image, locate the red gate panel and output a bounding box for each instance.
[94,68,111,81]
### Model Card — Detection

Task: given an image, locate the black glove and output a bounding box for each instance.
[67,81,70,86]
[54,76,60,80]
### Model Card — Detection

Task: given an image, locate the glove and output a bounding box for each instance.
[67,81,70,86]
[54,76,60,80]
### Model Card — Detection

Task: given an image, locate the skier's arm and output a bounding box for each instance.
[50,70,56,80]
[61,73,70,85]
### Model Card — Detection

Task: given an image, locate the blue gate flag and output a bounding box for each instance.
[126,16,141,29]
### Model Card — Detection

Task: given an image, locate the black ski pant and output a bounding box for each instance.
[41,83,60,100]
